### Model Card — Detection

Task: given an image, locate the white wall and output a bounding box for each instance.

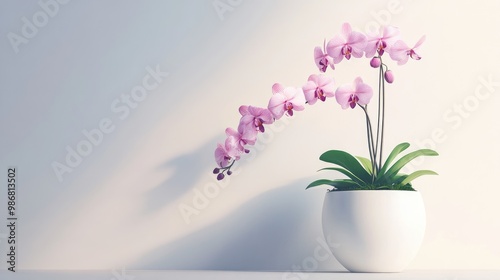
[0,0,499,271]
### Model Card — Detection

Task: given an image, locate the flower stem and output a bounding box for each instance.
[374,61,381,160]
[359,104,377,180]
[379,64,386,170]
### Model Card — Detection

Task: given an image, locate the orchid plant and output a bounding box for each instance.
[213,23,438,191]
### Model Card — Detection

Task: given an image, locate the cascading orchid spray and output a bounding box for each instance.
[213,23,436,191]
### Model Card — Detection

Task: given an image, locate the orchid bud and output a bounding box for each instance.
[217,173,225,180]
[370,57,381,68]
[213,168,220,174]
[384,70,394,83]
[227,170,233,176]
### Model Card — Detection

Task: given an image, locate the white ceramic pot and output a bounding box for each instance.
[322,190,426,272]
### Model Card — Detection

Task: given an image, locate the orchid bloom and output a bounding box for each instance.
[335,77,373,109]
[225,126,257,152]
[238,105,274,133]
[365,26,400,57]
[268,83,306,119]
[214,137,241,168]
[314,40,335,72]
[302,74,335,105]
[389,35,425,65]
[327,23,367,64]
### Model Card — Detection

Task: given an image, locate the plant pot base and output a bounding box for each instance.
[322,190,426,273]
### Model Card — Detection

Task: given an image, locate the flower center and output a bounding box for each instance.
[315,87,326,101]
[319,57,328,72]
[376,40,387,55]
[254,117,265,132]
[409,49,421,60]
[348,94,359,109]
[341,45,352,59]
[285,102,294,116]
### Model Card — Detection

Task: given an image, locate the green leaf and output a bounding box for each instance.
[318,167,366,186]
[306,179,335,189]
[319,150,372,183]
[379,142,410,175]
[306,179,360,190]
[382,149,439,181]
[400,170,438,185]
[329,179,360,191]
[356,156,373,174]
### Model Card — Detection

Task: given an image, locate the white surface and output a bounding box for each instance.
[322,191,425,272]
[1,270,500,280]
[0,0,499,271]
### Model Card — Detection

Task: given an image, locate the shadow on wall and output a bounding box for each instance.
[132,178,346,271]
[144,136,220,213]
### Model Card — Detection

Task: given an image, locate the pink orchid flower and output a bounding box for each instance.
[314,40,335,72]
[268,83,305,119]
[335,77,373,109]
[214,137,241,167]
[327,23,367,64]
[302,74,335,105]
[238,105,274,133]
[389,35,425,65]
[365,26,400,57]
[226,126,257,151]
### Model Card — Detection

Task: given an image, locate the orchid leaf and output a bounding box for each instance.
[381,149,439,181]
[355,156,373,174]
[379,142,410,175]
[306,179,335,189]
[319,150,372,183]
[318,167,366,186]
[306,179,360,190]
[329,179,360,191]
[400,170,438,185]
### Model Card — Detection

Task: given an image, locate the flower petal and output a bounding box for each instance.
[335,84,353,109]
[215,143,229,167]
[272,83,284,94]
[225,136,242,158]
[238,105,249,116]
[348,31,367,57]
[389,40,409,62]
[247,106,263,116]
[239,114,254,128]
[354,78,373,105]
[314,46,325,71]
[341,22,352,38]
[326,35,346,64]
[225,127,239,138]
[364,39,378,58]
[414,35,426,49]
[260,109,274,124]
[240,126,257,145]
[267,93,286,119]
[302,80,317,105]
[287,87,306,111]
